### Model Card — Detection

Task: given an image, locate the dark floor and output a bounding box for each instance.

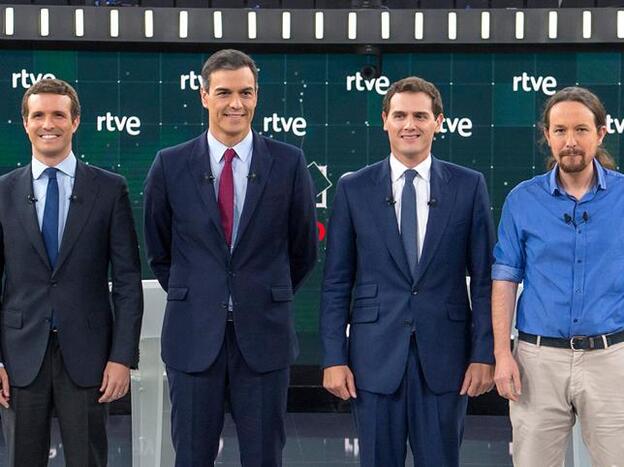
[0,414,512,466]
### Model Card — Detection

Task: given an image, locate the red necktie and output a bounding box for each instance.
[218,148,236,247]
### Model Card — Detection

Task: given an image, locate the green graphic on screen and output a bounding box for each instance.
[2,50,622,364]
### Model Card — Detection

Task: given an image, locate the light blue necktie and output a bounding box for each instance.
[401,169,419,276]
[42,167,59,269]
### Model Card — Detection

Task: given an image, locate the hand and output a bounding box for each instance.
[323,365,357,400]
[0,368,9,408]
[98,361,130,404]
[460,363,495,397]
[494,351,522,402]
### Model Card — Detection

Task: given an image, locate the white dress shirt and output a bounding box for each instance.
[31,152,77,244]
[389,153,431,259]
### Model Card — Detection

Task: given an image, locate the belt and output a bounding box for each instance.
[518,330,624,351]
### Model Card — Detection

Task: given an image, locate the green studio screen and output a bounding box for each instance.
[2,50,623,364]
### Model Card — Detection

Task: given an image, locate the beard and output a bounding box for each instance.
[557,148,590,174]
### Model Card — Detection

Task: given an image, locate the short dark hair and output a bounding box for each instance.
[21,78,81,120]
[540,86,615,170]
[382,76,443,116]
[201,49,258,91]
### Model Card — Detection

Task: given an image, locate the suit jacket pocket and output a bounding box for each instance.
[353,283,378,300]
[271,287,293,302]
[2,310,22,329]
[351,305,379,324]
[167,287,189,301]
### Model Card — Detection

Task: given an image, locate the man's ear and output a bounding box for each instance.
[434,113,444,133]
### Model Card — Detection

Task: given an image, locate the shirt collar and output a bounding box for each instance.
[548,158,607,196]
[389,153,432,183]
[207,129,253,164]
[31,152,77,180]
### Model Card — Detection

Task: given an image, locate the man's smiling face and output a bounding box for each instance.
[382,91,443,167]
[23,93,79,164]
[200,67,258,147]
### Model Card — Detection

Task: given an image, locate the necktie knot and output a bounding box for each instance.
[404,169,417,184]
[44,167,58,180]
[223,148,236,164]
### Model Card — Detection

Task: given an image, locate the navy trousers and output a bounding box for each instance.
[353,335,468,467]
[167,322,289,467]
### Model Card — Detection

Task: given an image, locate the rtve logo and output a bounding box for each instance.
[263,113,307,136]
[12,69,56,89]
[439,117,473,138]
[512,72,557,96]
[606,114,624,134]
[180,71,202,90]
[96,112,142,136]
[346,72,390,95]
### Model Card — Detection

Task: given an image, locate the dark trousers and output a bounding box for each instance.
[167,322,289,467]
[0,332,108,467]
[353,335,468,467]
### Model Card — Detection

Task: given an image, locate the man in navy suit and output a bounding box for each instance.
[144,49,317,467]
[320,76,495,467]
[0,79,143,466]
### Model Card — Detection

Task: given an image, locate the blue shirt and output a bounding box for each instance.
[492,160,624,338]
[31,152,76,245]
[207,130,253,249]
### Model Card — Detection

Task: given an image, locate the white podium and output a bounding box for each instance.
[130,280,175,467]
[129,280,591,467]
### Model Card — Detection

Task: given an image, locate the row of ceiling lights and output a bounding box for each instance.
[3,7,624,40]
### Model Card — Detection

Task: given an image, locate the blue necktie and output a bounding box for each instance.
[401,169,419,276]
[42,167,59,269]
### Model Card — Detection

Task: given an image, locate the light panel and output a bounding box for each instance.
[414,12,423,40]
[110,9,119,38]
[213,11,223,39]
[481,11,490,40]
[515,11,524,40]
[248,11,257,40]
[381,11,390,40]
[75,9,84,37]
[40,8,49,37]
[348,11,357,40]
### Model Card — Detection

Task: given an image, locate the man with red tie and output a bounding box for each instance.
[144,49,318,467]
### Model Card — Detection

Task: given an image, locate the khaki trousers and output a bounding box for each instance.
[510,339,624,467]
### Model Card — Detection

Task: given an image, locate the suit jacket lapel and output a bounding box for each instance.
[15,166,50,270]
[53,161,99,276]
[233,132,273,251]
[370,158,412,283]
[188,132,228,247]
[413,157,456,284]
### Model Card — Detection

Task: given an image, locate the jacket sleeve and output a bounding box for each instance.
[143,151,172,292]
[467,173,495,365]
[288,150,318,292]
[108,178,144,369]
[319,177,356,368]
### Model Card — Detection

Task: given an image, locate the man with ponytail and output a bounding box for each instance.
[492,86,624,466]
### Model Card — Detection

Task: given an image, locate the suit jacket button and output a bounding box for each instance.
[411,288,418,295]
[221,303,228,309]
[50,280,58,287]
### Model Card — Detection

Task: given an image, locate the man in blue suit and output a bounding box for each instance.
[320,76,495,467]
[144,49,317,467]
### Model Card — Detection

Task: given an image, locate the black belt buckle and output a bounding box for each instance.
[569,335,599,351]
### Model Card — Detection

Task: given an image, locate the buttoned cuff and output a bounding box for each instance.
[492,264,523,283]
